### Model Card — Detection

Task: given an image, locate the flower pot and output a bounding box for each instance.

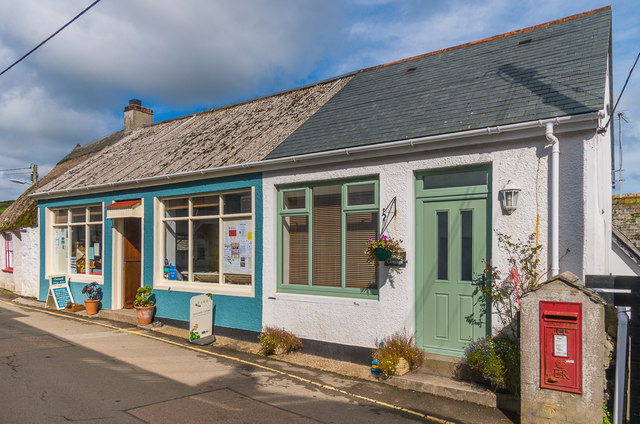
[375,248,392,262]
[84,299,99,315]
[395,357,410,376]
[135,305,155,325]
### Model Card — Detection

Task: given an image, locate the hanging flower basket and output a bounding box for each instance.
[375,248,393,262]
[365,234,404,263]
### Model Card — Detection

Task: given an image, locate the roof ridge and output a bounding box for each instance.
[358,6,611,73]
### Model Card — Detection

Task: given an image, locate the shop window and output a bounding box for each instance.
[159,189,254,287]
[2,232,13,272]
[277,179,378,298]
[50,206,103,277]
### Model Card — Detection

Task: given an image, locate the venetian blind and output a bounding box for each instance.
[283,216,308,285]
[345,212,377,289]
[312,186,341,287]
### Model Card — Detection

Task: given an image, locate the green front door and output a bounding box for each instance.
[415,168,490,356]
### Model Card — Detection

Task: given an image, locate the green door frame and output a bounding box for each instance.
[415,165,492,356]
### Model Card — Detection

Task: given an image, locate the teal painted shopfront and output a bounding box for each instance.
[38,173,263,333]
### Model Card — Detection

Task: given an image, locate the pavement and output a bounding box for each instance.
[8,293,519,423]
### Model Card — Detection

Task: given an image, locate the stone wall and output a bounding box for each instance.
[613,194,640,250]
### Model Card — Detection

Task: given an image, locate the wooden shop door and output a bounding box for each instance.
[123,218,142,308]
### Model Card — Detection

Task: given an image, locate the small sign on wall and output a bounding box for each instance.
[189,294,215,345]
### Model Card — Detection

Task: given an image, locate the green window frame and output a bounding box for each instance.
[277,178,379,299]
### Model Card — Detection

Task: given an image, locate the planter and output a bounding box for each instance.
[395,357,410,376]
[135,305,155,325]
[84,299,99,315]
[375,248,392,262]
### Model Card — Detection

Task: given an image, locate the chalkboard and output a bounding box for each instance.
[50,284,74,310]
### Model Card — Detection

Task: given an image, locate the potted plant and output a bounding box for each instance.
[82,282,102,315]
[365,234,403,263]
[134,285,155,325]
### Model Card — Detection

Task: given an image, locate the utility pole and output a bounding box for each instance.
[31,163,38,184]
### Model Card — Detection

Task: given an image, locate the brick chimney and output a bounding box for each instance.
[124,99,153,131]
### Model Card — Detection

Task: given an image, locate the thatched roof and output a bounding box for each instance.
[0,131,126,231]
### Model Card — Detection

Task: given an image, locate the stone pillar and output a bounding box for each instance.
[520,271,609,423]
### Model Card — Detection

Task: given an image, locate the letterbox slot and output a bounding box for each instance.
[542,313,578,321]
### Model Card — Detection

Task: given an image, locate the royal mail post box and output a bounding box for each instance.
[539,301,582,393]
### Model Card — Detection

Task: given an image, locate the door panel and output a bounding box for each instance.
[418,198,487,356]
[123,218,142,309]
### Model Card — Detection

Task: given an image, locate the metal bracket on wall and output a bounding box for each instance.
[381,196,396,235]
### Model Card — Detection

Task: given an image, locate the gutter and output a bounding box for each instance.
[30,111,603,200]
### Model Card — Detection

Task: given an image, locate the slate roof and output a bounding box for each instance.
[267,7,611,159]
[34,77,350,194]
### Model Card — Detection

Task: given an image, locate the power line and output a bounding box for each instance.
[0,0,102,78]
[0,167,31,172]
[600,50,640,133]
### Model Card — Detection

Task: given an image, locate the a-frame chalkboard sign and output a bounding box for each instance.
[46,275,74,310]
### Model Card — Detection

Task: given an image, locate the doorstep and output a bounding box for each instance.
[10,296,519,414]
[387,367,520,413]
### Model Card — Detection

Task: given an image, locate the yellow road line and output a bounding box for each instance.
[2,299,454,424]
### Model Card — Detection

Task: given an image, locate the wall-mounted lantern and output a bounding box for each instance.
[500,180,521,214]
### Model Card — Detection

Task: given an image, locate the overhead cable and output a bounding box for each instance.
[0,0,102,78]
[600,51,640,133]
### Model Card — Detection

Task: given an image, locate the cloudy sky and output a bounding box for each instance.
[0,0,638,200]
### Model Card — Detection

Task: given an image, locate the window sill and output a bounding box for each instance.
[2,268,13,273]
[47,274,104,284]
[155,280,254,298]
[277,284,378,300]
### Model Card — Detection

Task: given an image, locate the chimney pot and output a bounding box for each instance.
[129,98,142,106]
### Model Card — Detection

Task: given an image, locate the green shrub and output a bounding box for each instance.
[259,327,302,356]
[134,285,155,307]
[461,335,520,393]
[602,405,612,424]
[372,331,424,378]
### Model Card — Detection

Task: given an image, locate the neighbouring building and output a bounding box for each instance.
[611,194,640,275]
[0,132,126,296]
[32,7,617,358]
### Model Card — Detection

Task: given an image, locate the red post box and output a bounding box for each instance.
[539,301,582,393]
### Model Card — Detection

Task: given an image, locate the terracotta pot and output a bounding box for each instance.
[84,299,99,315]
[135,305,155,325]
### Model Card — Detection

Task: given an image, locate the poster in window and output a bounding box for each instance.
[223,220,252,275]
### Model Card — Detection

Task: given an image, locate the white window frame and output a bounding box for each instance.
[2,232,13,272]
[46,205,104,283]
[154,187,255,297]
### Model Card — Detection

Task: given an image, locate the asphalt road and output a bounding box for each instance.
[0,300,514,423]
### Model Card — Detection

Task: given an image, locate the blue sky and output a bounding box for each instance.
[0,0,638,200]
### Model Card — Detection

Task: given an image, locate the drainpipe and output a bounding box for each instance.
[614,306,630,424]
[545,123,560,277]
